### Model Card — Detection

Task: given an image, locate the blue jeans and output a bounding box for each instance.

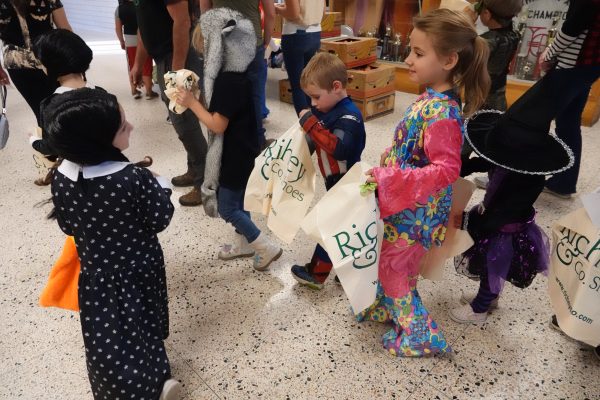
[246,45,267,145]
[217,186,261,243]
[281,31,322,114]
[505,65,600,195]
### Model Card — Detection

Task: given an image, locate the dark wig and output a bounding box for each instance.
[33,29,93,81]
[43,88,128,165]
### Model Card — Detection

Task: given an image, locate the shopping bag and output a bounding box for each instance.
[245,123,316,243]
[301,162,382,313]
[419,178,475,280]
[39,236,80,312]
[32,126,55,179]
[548,208,600,347]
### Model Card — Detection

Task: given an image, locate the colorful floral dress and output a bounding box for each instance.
[357,88,463,357]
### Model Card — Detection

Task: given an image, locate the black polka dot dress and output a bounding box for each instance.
[51,162,175,400]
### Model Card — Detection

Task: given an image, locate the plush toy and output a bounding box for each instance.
[199,8,256,217]
[163,69,200,115]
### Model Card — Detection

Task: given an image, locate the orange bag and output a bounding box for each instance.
[39,236,80,312]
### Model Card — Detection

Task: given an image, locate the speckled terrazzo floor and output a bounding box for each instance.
[0,43,599,400]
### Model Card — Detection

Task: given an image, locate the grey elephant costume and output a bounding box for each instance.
[199,8,256,217]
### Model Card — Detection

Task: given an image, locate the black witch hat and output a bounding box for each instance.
[463,110,574,175]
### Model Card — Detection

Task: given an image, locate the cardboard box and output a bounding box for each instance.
[321,11,342,38]
[320,37,377,69]
[352,91,395,121]
[347,62,396,99]
[279,79,293,104]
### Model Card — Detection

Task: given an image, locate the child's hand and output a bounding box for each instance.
[365,168,377,184]
[175,88,196,108]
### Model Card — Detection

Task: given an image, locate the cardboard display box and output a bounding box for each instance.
[320,37,377,69]
[352,91,395,121]
[347,62,396,99]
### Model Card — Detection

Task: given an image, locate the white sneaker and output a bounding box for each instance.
[474,176,489,190]
[218,233,254,260]
[460,293,499,310]
[159,379,181,400]
[449,303,488,324]
[249,232,283,271]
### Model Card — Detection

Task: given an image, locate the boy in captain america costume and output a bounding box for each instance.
[291,52,366,289]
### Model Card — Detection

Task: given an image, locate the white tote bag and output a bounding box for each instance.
[302,162,382,313]
[244,123,316,243]
[548,208,600,347]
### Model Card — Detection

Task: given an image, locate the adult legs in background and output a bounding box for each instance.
[545,88,592,195]
[155,50,207,204]
[281,31,321,115]
[246,45,267,146]
[7,68,58,125]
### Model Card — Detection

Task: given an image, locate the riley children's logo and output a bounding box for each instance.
[332,209,379,269]
[260,138,309,202]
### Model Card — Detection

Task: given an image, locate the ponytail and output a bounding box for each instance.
[459,36,490,116]
[413,9,491,116]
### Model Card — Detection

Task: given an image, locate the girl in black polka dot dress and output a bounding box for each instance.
[45,88,180,400]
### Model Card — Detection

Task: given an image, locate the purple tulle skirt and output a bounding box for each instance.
[455,211,550,294]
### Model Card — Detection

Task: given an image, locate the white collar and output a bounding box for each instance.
[58,160,131,181]
[54,82,95,94]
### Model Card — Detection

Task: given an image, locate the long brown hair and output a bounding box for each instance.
[413,9,490,116]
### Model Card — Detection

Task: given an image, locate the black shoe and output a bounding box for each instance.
[595,346,600,361]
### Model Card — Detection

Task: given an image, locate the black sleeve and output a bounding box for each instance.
[208,74,246,120]
[460,156,491,177]
[561,0,596,37]
[131,167,174,234]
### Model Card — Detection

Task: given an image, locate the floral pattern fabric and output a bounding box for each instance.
[357,279,451,357]
[380,88,463,250]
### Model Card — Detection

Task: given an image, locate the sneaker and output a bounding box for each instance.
[549,314,562,332]
[474,175,489,190]
[132,89,142,100]
[218,233,254,260]
[146,91,159,100]
[249,232,282,271]
[460,293,499,310]
[291,264,324,290]
[594,346,600,361]
[171,171,196,187]
[178,187,202,206]
[166,116,172,125]
[159,379,181,400]
[543,187,573,199]
[449,303,488,324]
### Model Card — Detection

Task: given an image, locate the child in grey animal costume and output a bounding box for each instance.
[176,8,282,271]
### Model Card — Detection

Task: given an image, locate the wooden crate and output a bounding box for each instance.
[347,62,396,99]
[279,79,293,104]
[352,91,395,121]
[320,37,378,69]
[321,11,342,38]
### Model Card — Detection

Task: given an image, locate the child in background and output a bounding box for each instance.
[464,0,522,189]
[452,109,572,324]
[45,88,179,400]
[115,0,157,99]
[360,9,490,357]
[176,9,282,271]
[290,52,366,290]
[31,29,95,163]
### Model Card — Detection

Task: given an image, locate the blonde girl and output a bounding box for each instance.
[359,8,490,357]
